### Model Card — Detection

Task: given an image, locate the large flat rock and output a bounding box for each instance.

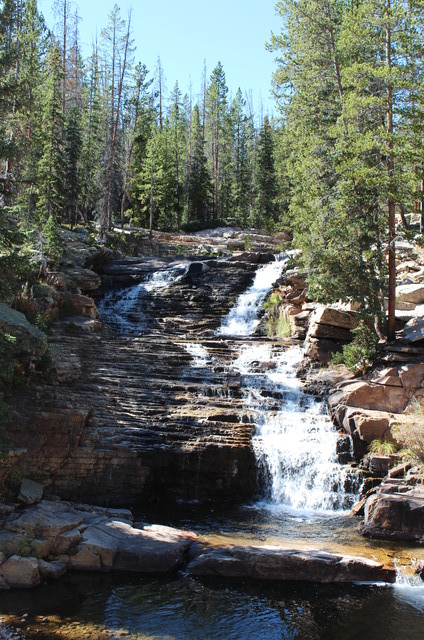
[71,520,197,573]
[187,545,395,583]
[5,501,83,537]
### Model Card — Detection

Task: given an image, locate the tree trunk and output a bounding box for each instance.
[386,0,396,342]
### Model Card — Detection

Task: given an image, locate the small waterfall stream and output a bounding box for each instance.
[217,256,360,513]
[98,263,188,333]
[234,343,359,512]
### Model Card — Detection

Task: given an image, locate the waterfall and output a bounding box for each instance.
[218,257,288,336]
[98,263,188,333]
[394,563,424,610]
[234,343,360,512]
[217,255,361,513]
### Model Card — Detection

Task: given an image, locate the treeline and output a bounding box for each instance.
[0,0,286,243]
[271,0,424,338]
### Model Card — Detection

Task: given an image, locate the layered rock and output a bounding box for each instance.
[0,499,396,589]
[304,305,358,364]
[328,362,424,460]
[360,472,424,541]
[10,256,276,506]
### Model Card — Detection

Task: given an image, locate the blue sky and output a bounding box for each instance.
[38,0,281,117]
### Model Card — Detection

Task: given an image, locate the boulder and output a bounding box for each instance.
[70,545,102,571]
[361,481,424,541]
[113,523,196,573]
[309,305,358,330]
[0,555,40,588]
[342,408,393,444]
[399,363,424,389]
[396,284,424,305]
[403,317,424,343]
[38,559,67,580]
[328,381,410,415]
[186,545,395,583]
[0,303,47,358]
[71,520,196,573]
[18,478,44,505]
[63,267,101,292]
[50,527,82,555]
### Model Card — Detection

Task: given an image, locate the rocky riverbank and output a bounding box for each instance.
[0,495,396,590]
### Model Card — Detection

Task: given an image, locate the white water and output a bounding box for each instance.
[215,255,361,513]
[394,564,424,611]
[234,343,360,512]
[218,258,288,336]
[98,263,188,333]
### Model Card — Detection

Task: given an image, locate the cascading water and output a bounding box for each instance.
[234,343,360,511]
[218,255,361,513]
[218,257,289,336]
[98,263,188,333]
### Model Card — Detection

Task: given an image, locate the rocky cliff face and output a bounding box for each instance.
[9,254,279,507]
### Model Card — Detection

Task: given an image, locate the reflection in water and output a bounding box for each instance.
[1,573,424,640]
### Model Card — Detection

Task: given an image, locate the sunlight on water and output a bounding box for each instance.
[234,343,361,512]
[218,257,287,336]
[98,263,188,333]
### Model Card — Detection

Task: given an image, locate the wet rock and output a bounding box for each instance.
[0,556,40,589]
[18,478,44,506]
[360,480,424,541]
[186,545,395,583]
[38,559,67,580]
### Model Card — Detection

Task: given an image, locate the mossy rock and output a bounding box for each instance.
[0,303,47,358]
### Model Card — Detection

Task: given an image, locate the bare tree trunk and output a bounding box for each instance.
[386,0,396,342]
[103,11,132,238]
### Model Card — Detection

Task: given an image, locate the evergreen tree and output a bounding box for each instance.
[64,104,82,227]
[206,62,228,220]
[256,115,277,228]
[36,42,65,221]
[230,89,252,225]
[186,104,212,225]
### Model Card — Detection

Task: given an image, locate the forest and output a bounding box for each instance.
[1,0,424,334]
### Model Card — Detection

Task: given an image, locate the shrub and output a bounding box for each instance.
[332,320,380,373]
[391,398,424,464]
[368,438,397,456]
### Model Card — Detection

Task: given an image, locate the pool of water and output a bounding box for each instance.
[1,570,424,640]
[1,503,423,640]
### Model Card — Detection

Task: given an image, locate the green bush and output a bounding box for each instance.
[332,320,380,373]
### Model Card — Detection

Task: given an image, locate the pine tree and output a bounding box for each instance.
[230,88,253,225]
[186,104,212,225]
[36,42,65,222]
[64,104,82,227]
[256,115,277,228]
[206,62,228,220]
